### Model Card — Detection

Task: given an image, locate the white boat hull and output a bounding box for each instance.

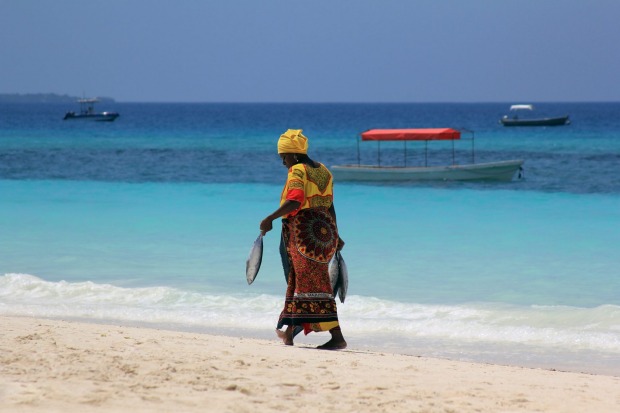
[331,160,524,182]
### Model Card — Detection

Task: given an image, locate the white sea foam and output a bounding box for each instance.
[0,273,281,329]
[2,273,620,357]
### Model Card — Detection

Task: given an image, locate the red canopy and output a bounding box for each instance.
[361,128,461,141]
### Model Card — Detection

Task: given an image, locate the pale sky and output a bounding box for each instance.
[1,0,619,102]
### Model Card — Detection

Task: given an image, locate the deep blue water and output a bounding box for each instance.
[1,102,619,374]
[1,102,619,193]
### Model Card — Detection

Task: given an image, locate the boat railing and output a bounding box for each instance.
[355,128,475,168]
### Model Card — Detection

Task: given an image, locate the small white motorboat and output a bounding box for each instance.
[63,98,119,122]
[500,104,569,127]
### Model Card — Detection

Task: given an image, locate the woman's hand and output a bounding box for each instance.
[260,200,301,236]
[260,217,273,235]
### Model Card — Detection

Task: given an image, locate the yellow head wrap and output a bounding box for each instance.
[277,129,308,154]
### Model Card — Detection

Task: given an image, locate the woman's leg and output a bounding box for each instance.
[275,325,294,346]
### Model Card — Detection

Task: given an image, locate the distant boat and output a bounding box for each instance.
[63,98,119,122]
[331,128,524,182]
[500,104,569,127]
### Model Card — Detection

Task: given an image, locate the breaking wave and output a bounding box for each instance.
[2,273,619,355]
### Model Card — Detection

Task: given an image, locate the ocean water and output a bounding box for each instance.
[1,102,619,375]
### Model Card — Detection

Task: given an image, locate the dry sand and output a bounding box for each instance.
[1,316,619,412]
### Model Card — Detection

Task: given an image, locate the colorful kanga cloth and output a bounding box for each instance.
[277,163,340,334]
[279,163,333,217]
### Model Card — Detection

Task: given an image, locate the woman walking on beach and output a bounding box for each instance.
[260,129,347,350]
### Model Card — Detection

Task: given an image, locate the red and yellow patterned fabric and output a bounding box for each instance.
[279,163,333,217]
[277,207,340,334]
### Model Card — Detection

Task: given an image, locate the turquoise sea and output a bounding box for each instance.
[1,102,619,375]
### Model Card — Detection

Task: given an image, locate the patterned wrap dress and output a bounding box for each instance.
[277,162,340,335]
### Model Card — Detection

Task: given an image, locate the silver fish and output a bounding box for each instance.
[328,254,339,295]
[246,234,263,285]
[336,251,348,303]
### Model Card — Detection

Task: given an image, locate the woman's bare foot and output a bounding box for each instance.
[317,338,347,350]
[317,327,347,350]
[275,327,294,346]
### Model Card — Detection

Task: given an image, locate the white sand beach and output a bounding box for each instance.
[1,316,619,413]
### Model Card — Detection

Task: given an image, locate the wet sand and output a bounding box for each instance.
[1,316,619,412]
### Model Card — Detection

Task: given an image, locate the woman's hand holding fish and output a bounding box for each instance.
[259,218,273,235]
[260,200,301,236]
[337,237,345,251]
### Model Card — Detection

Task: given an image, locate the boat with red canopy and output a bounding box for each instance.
[331,128,523,182]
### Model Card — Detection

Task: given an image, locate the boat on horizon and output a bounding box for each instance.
[500,104,569,127]
[63,98,119,122]
[331,128,524,182]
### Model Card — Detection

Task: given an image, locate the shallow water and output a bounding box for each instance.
[1,102,619,374]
